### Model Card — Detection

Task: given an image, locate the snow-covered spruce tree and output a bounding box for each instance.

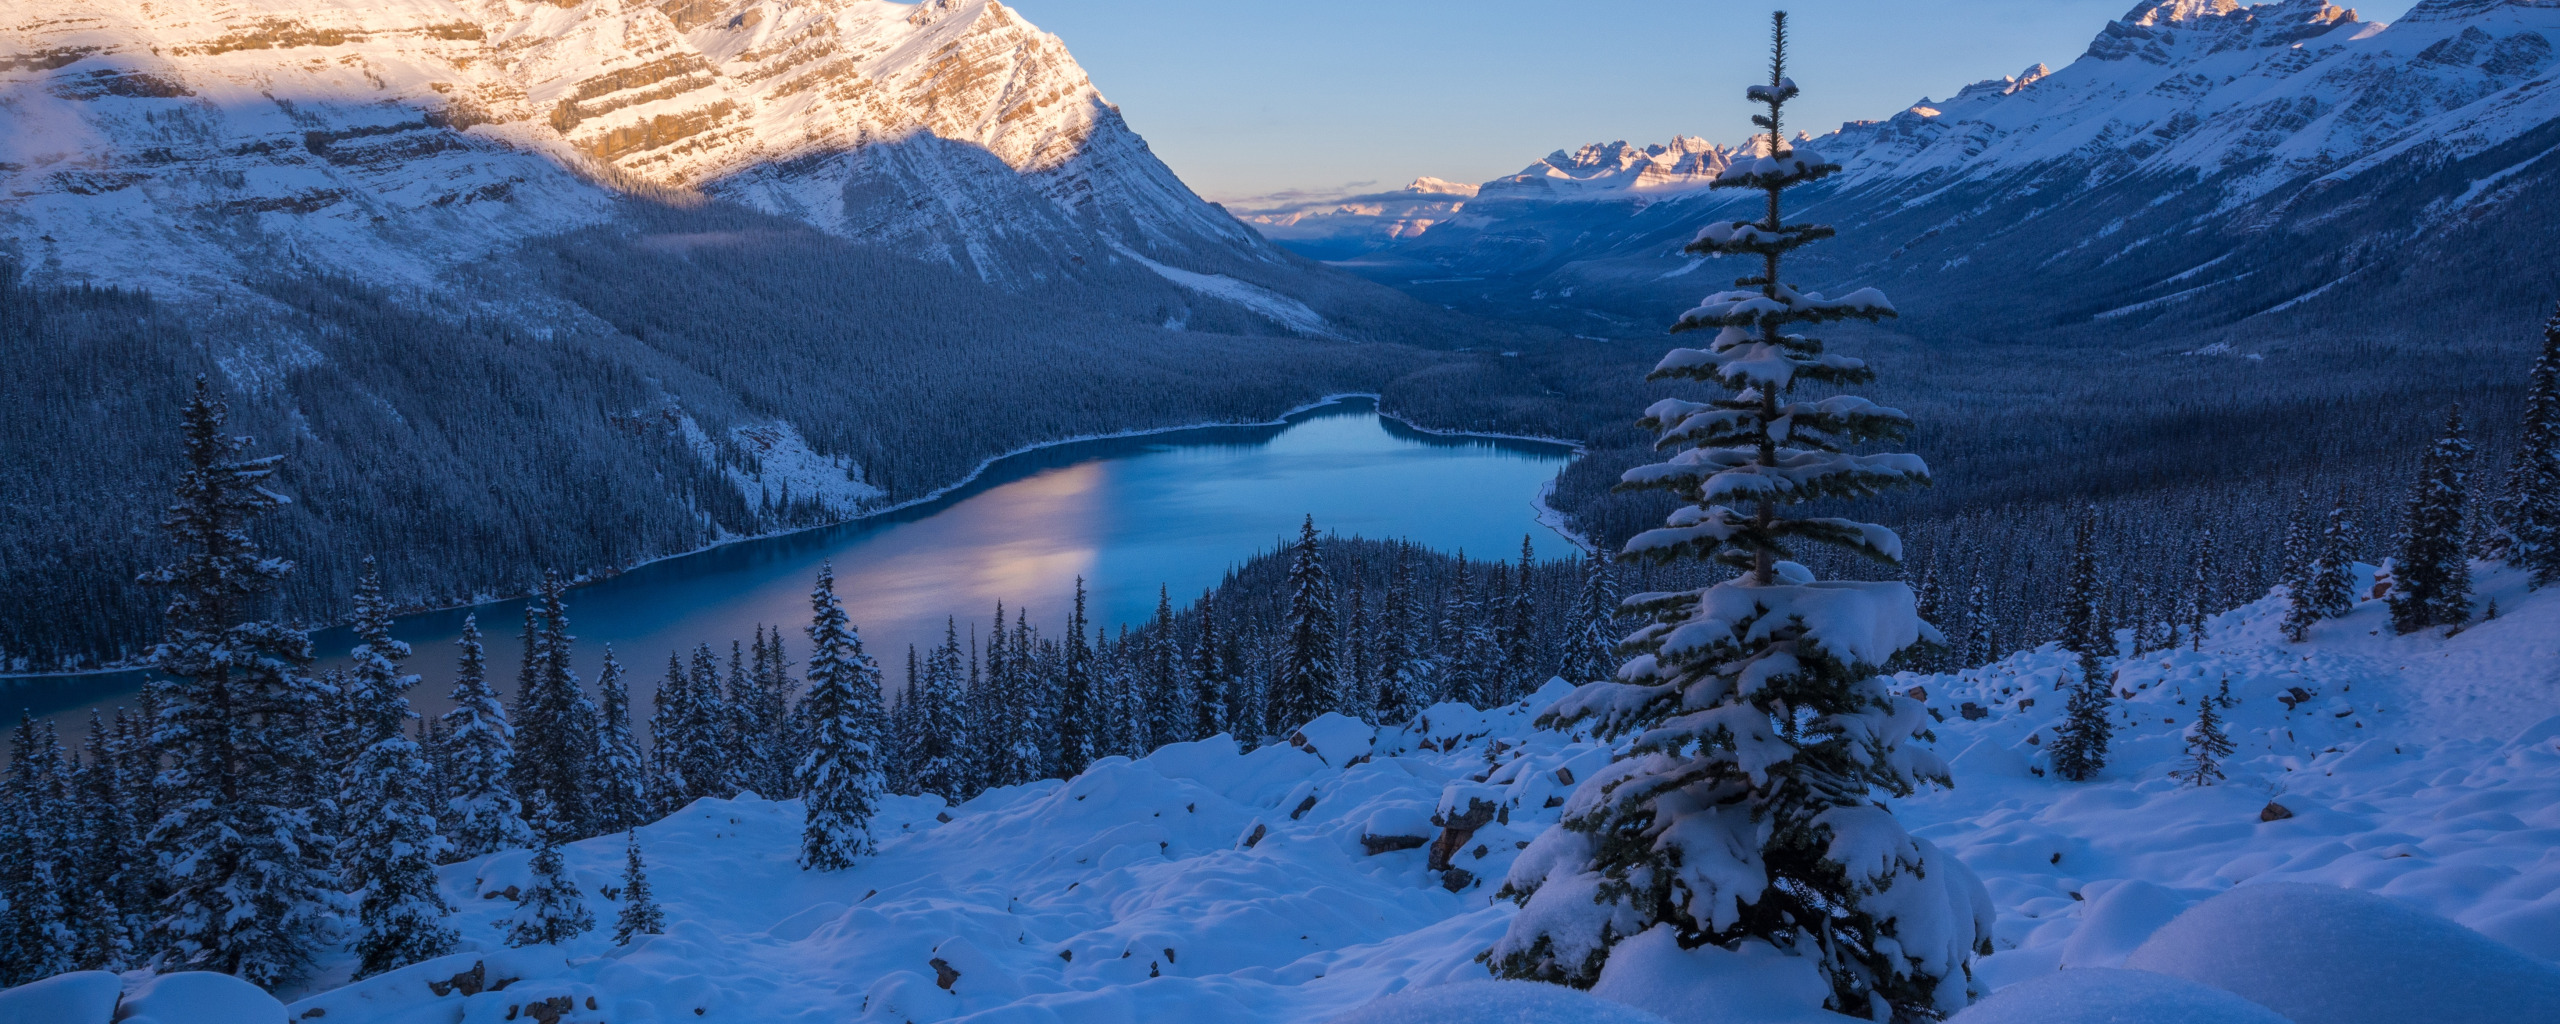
[2390,407,2475,634]
[441,616,535,859]
[1272,516,1338,732]
[1439,555,1499,708]
[1055,578,1098,778]
[1342,570,1377,720]
[910,620,971,803]
[2282,499,2357,642]
[2172,680,2234,788]
[1561,552,1621,683]
[748,628,801,798]
[1488,19,1989,1018]
[613,830,663,945]
[1146,587,1187,746]
[505,814,593,947]
[592,648,651,832]
[70,711,143,971]
[1501,536,1539,699]
[2049,509,2114,783]
[2493,308,2560,587]
[2049,648,2114,784]
[336,561,458,978]
[514,572,597,834]
[1191,602,1231,738]
[139,378,338,988]
[1374,548,1429,724]
[797,564,885,870]
[2183,527,2215,651]
[2,716,75,986]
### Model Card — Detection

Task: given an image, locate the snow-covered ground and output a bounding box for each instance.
[14,564,2560,1023]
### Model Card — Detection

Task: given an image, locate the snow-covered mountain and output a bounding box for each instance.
[1336,0,2560,337]
[12,562,2557,1022]
[0,0,1274,294]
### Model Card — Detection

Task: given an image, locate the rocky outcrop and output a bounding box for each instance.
[0,0,1273,295]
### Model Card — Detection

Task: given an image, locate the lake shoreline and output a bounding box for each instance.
[4,396,1579,683]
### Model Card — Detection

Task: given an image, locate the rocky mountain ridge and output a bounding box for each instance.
[1,0,1273,295]
[1324,0,2560,339]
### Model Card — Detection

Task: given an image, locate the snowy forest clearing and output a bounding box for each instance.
[19,568,2556,1024]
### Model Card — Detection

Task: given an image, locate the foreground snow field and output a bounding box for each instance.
[11,565,2560,1023]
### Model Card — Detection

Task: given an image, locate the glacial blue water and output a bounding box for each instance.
[13,398,1574,727]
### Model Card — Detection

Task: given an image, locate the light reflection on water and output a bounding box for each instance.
[11,399,1573,731]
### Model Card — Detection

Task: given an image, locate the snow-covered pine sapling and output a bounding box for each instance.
[2050,650,2116,783]
[140,377,338,989]
[2173,680,2235,788]
[2283,498,2358,642]
[1485,14,1991,1020]
[2492,307,2560,588]
[613,830,663,945]
[797,563,885,871]
[1273,516,1338,732]
[506,815,594,947]
[2390,407,2475,634]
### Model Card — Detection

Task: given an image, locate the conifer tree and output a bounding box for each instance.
[2060,507,2106,658]
[1437,555,1494,707]
[2282,500,2357,642]
[2,716,75,986]
[1190,601,1231,738]
[2172,680,2234,788]
[612,830,663,945]
[2184,527,2215,651]
[138,379,337,988]
[1374,548,1429,723]
[1488,22,1986,1015]
[1055,578,1098,777]
[505,816,593,947]
[1145,586,1186,746]
[336,561,457,978]
[1560,552,1620,683]
[1342,570,1376,719]
[670,643,739,801]
[69,711,143,971]
[911,620,971,803]
[747,627,800,797]
[1959,574,1995,668]
[592,648,650,831]
[514,572,596,834]
[441,616,535,858]
[2050,649,2115,783]
[647,653,691,813]
[2391,407,2476,634]
[797,564,885,870]
[2494,307,2560,587]
[1271,516,1338,733]
[1500,535,1538,698]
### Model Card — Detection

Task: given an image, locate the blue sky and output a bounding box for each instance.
[1002,0,2417,205]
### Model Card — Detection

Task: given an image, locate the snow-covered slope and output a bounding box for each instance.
[1343,0,2560,335]
[0,0,1273,294]
[17,563,2555,1023]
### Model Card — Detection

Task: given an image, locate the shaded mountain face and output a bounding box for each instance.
[1335,0,2560,339]
[0,0,1273,294]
